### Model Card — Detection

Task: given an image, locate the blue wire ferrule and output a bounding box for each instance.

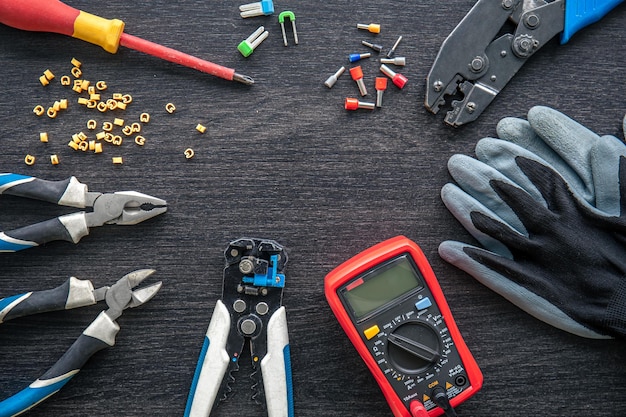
[349,52,371,63]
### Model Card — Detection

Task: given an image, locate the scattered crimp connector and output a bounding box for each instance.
[357,23,380,34]
[375,77,388,108]
[324,66,346,88]
[380,57,406,66]
[238,26,269,57]
[278,11,298,46]
[361,40,383,53]
[349,52,371,63]
[349,66,367,96]
[386,35,403,58]
[239,0,274,18]
[345,97,375,111]
[380,64,408,89]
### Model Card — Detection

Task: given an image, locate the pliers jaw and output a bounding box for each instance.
[86,191,168,228]
[98,268,162,320]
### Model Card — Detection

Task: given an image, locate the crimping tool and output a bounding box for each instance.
[184,238,294,417]
[425,0,623,127]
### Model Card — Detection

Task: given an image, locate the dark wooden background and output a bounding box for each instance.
[0,1,625,416]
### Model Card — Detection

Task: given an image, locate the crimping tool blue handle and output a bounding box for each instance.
[562,0,623,43]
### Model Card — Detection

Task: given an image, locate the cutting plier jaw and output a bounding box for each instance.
[102,268,162,320]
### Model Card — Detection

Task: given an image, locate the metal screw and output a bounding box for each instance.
[469,57,484,72]
[524,13,540,28]
[502,0,514,9]
[239,258,254,274]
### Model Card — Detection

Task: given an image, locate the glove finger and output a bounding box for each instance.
[496,116,566,166]
[475,137,590,204]
[447,153,529,233]
[526,105,600,192]
[438,240,610,339]
[441,182,516,257]
[590,136,626,215]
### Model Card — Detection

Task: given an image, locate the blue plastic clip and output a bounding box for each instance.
[242,254,285,288]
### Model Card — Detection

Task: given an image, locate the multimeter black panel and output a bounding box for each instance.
[338,252,471,412]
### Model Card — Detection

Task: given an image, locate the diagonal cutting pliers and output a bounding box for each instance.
[0,269,162,417]
[425,0,624,127]
[0,173,167,252]
[184,238,294,417]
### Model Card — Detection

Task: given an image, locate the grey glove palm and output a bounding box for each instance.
[439,106,626,339]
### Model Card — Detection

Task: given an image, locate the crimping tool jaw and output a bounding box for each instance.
[184,238,294,417]
[424,0,570,127]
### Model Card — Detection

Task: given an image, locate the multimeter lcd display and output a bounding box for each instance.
[340,254,423,320]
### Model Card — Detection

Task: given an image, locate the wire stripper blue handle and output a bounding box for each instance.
[561,0,623,43]
[262,306,294,417]
[184,299,231,417]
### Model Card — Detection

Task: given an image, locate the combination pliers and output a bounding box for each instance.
[0,269,162,416]
[425,0,624,127]
[184,238,294,417]
[0,173,167,252]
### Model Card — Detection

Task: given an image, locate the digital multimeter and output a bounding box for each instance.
[325,236,482,417]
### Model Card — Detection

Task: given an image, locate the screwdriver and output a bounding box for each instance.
[0,0,254,85]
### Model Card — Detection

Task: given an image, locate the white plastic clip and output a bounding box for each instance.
[238,26,269,57]
[240,0,274,18]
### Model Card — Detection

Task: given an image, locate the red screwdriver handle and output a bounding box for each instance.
[0,0,78,35]
[0,0,124,53]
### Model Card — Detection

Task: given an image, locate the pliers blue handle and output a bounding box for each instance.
[0,173,167,252]
[0,269,162,416]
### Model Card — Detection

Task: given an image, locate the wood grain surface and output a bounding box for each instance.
[0,1,625,416]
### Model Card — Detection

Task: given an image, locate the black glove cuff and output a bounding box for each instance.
[605,279,626,338]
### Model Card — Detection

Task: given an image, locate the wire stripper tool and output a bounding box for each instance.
[425,0,624,127]
[0,269,162,416]
[0,173,167,252]
[184,238,294,417]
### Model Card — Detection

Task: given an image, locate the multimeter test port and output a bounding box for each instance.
[325,236,483,417]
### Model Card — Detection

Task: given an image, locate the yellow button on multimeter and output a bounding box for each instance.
[325,236,483,417]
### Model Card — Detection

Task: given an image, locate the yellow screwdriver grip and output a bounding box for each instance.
[73,11,125,53]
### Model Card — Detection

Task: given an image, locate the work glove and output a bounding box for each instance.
[439,106,626,339]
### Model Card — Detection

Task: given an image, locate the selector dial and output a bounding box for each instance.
[387,320,442,374]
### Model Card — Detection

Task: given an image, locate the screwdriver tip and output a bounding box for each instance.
[233,72,255,85]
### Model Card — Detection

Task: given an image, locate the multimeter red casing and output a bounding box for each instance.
[325,236,482,417]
